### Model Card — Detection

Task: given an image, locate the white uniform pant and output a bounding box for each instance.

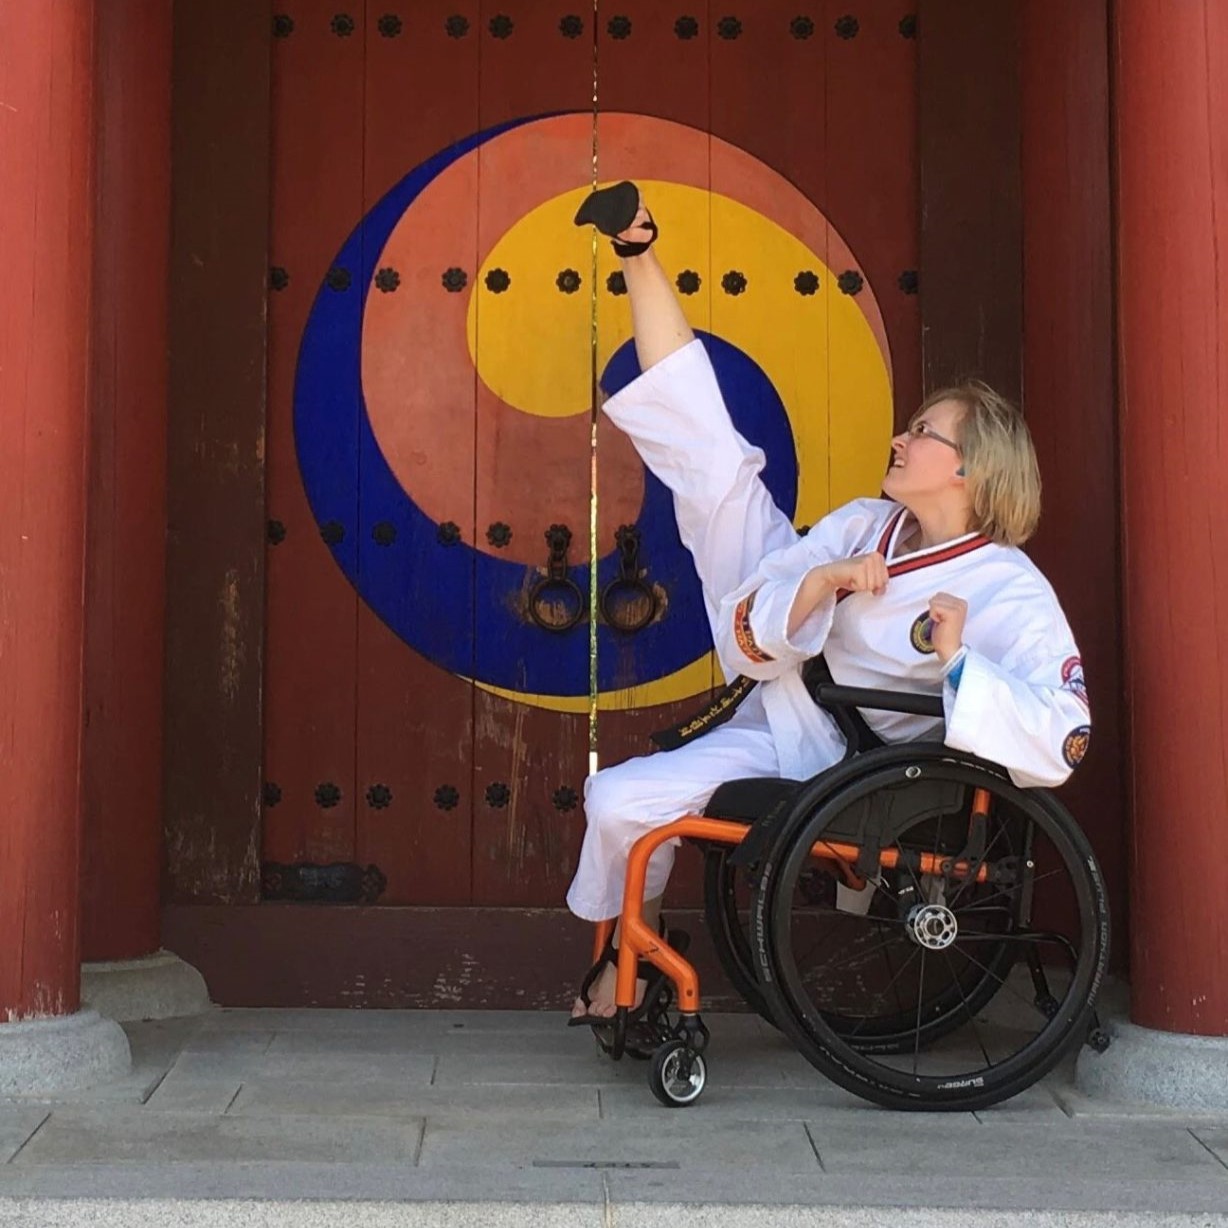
[565,697,784,921]
[565,339,808,922]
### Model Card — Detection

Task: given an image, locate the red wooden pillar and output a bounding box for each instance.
[0,0,96,1020]
[1114,0,1228,1035]
[1020,4,1125,955]
[80,0,173,963]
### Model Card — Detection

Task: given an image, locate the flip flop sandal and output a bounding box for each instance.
[573,179,659,257]
[567,923,689,1030]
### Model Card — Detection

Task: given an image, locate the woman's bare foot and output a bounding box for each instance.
[570,960,646,1020]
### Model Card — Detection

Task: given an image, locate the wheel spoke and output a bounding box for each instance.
[841,946,923,1037]
[912,948,929,1074]
[948,939,1054,1023]
[938,945,995,1069]
[951,865,1066,920]
[947,812,1015,911]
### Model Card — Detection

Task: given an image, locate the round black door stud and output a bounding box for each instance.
[899,13,918,38]
[273,14,295,37]
[838,269,864,295]
[485,268,511,293]
[794,270,820,296]
[489,14,513,38]
[553,786,579,812]
[262,782,283,807]
[834,15,859,39]
[331,13,356,37]
[675,15,699,39]
[442,267,468,292]
[676,270,701,295]
[721,270,748,296]
[375,267,401,293]
[378,13,403,37]
[607,271,627,296]
[366,784,393,809]
[560,14,584,37]
[267,519,287,545]
[372,521,397,546]
[315,782,342,809]
[326,266,351,292]
[437,521,462,546]
[898,269,919,295]
[446,14,469,37]
[556,269,582,294]
[790,15,815,39]
[608,15,632,39]
[320,520,346,546]
[434,785,460,811]
[487,522,512,548]
[485,782,511,808]
[270,266,289,292]
[717,15,742,39]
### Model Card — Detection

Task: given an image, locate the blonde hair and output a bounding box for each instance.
[913,380,1041,546]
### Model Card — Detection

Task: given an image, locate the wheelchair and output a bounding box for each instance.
[587,666,1112,1112]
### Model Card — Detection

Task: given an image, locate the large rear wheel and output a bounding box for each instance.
[751,752,1109,1111]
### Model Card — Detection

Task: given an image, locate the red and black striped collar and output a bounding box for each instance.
[837,509,992,602]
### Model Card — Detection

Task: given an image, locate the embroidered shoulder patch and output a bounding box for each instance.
[1061,656,1089,708]
[1062,725,1091,768]
[910,611,936,655]
[733,593,775,664]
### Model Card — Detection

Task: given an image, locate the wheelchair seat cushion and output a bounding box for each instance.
[703,777,804,823]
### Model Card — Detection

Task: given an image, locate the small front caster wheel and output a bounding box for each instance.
[649,1039,706,1107]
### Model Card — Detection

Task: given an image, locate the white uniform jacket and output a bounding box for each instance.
[600,340,1091,790]
[717,498,1092,788]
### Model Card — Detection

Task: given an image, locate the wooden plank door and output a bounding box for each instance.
[262,0,919,937]
[354,3,481,907]
[590,2,920,915]
[263,0,364,888]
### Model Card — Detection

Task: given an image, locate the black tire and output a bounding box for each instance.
[703,847,778,1025]
[751,747,1110,1112]
[649,1040,707,1107]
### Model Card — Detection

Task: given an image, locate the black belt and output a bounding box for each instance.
[649,657,883,754]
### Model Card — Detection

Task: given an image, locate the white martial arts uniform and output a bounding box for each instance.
[566,340,1090,922]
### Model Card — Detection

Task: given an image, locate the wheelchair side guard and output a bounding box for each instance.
[725,742,1001,877]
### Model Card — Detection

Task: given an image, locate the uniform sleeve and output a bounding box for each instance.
[942,596,1092,789]
[600,339,801,626]
[713,500,887,680]
[600,339,779,522]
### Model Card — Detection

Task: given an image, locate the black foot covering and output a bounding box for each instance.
[567,927,688,1031]
[573,180,658,257]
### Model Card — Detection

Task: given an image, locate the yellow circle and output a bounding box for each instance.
[468,181,893,712]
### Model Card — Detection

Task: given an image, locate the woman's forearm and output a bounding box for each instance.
[786,566,838,638]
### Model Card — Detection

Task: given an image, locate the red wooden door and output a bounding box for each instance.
[262,2,918,928]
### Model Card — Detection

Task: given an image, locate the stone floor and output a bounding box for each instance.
[1,1006,1226,1226]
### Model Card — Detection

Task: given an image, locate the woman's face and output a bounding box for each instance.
[881,398,966,503]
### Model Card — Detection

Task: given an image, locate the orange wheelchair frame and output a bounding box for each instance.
[599,793,994,1020]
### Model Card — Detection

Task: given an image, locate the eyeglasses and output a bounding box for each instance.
[907,420,962,454]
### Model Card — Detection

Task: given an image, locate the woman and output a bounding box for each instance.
[567,183,1090,1024]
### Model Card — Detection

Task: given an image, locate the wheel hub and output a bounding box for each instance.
[907,902,958,950]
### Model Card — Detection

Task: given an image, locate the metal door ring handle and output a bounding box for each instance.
[600,577,657,633]
[528,576,585,632]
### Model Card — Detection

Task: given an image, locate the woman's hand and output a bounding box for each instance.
[928,591,968,662]
[786,552,888,638]
[820,552,889,597]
